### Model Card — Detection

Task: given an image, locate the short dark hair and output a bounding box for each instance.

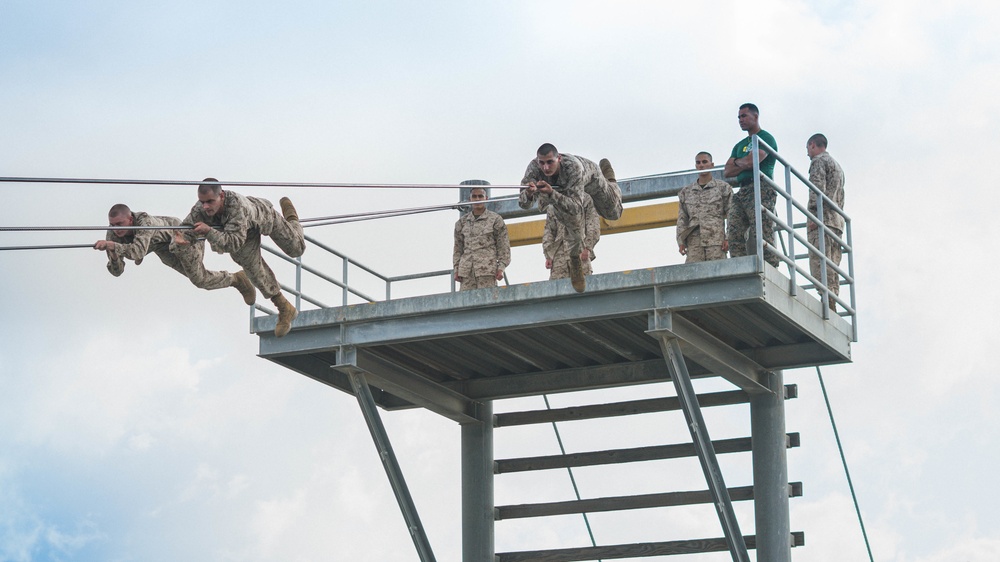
[198,177,222,196]
[108,203,131,219]
[537,143,559,157]
[696,151,713,162]
[739,103,759,115]
[808,133,828,148]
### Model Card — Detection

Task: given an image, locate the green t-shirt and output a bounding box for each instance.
[730,129,777,185]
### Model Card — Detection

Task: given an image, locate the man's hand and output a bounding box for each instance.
[173,231,191,246]
[454,273,462,282]
[495,270,504,281]
[535,180,553,195]
[545,258,553,269]
[678,244,687,256]
[192,222,212,236]
[94,240,116,251]
[807,221,818,232]
[722,240,729,252]
[580,248,590,261]
[522,183,538,200]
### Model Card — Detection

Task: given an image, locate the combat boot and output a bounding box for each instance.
[569,255,586,293]
[232,270,256,306]
[599,158,616,183]
[271,293,298,338]
[279,197,299,222]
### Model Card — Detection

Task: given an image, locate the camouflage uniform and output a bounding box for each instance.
[519,153,622,260]
[453,209,511,291]
[544,194,600,280]
[105,212,232,290]
[179,190,305,299]
[807,151,846,299]
[676,179,733,263]
[727,130,781,267]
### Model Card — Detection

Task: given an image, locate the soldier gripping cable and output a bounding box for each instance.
[173,178,305,338]
[94,204,255,303]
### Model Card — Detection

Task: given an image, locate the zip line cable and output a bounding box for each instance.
[0,195,521,250]
[0,176,536,190]
[817,366,876,562]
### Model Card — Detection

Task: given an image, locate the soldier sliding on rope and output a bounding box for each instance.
[173,178,305,338]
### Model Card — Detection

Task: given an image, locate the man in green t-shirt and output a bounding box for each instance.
[724,103,781,267]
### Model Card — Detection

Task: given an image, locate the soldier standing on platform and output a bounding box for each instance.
[677,152,733,263]
[519,143,622,292]
[544,194,600,280]
[725,103,781,267]
[806,133,846,310]
[94,204,255,304]
[453,182,511,291]
[173,178,305,338]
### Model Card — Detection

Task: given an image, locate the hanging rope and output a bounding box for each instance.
[817,366,876,562]
[543,394,601,558]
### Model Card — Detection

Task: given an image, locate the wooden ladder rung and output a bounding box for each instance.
[495,531,805,562]
[494,433,800,474]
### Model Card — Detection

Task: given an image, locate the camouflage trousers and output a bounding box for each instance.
[727,183,780,267]
[232,219,306,299]
[584,176,623,221]
[539,191,588,259]
[809,226,843,300]
[165,240,234,290]
[683,232,727,263]
[460,275,498,291]
[550,254,592,280]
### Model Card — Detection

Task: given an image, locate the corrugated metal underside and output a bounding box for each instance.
[256,256,852,416]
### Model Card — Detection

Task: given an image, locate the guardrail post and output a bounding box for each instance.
[752,135,765,273]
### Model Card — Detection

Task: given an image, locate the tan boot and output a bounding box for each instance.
[231,270,256,306]
[569,255,586,293]
[279,197,298,222]
[599,158,616,183]
[271,293,298,338]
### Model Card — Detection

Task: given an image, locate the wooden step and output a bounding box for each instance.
[495,531,805,561]
[494,385,797,428]
[495,482,803,520]
[495,433,800,474]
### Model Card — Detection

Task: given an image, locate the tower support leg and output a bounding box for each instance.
[751,370,791,562]
[656,335,751,562]
[347,371,437,562]
[462,400,494,562]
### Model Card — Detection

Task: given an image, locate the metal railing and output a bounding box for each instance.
[255,151,857,341]
[748,135,857,341]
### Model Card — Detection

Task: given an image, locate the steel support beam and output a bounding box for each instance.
[648,310,771,394]
[751,370,791,562]
[461,401,494,562]
[346,370,437,562]
[652,333,751,562]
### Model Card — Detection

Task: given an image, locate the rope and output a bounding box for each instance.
[0,176,534,190]
[0,196,521,233]
[543,394,600,559]
[817,366,876,562]
[0,243,97,251]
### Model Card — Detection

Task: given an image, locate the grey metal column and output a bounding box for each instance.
[750,370,791,562]
[347,371,437,562]
[657,336,751,562]
[461,400,494,562]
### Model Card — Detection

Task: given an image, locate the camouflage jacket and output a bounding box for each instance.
[543,195,600,262]
[105,212,181,276]
[182,190,279,254]
[453,209,511,278]
[518,153,603,209]
[676,179,733,247]
[808,152,846,231]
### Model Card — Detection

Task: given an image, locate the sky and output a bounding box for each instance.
[1,0,999,561]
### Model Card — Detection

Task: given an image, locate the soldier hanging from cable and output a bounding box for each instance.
[519,143,622,292]
[94,203,256,304]
[172,178,305,338]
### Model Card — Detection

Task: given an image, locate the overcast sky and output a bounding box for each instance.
[2,1,998,561]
